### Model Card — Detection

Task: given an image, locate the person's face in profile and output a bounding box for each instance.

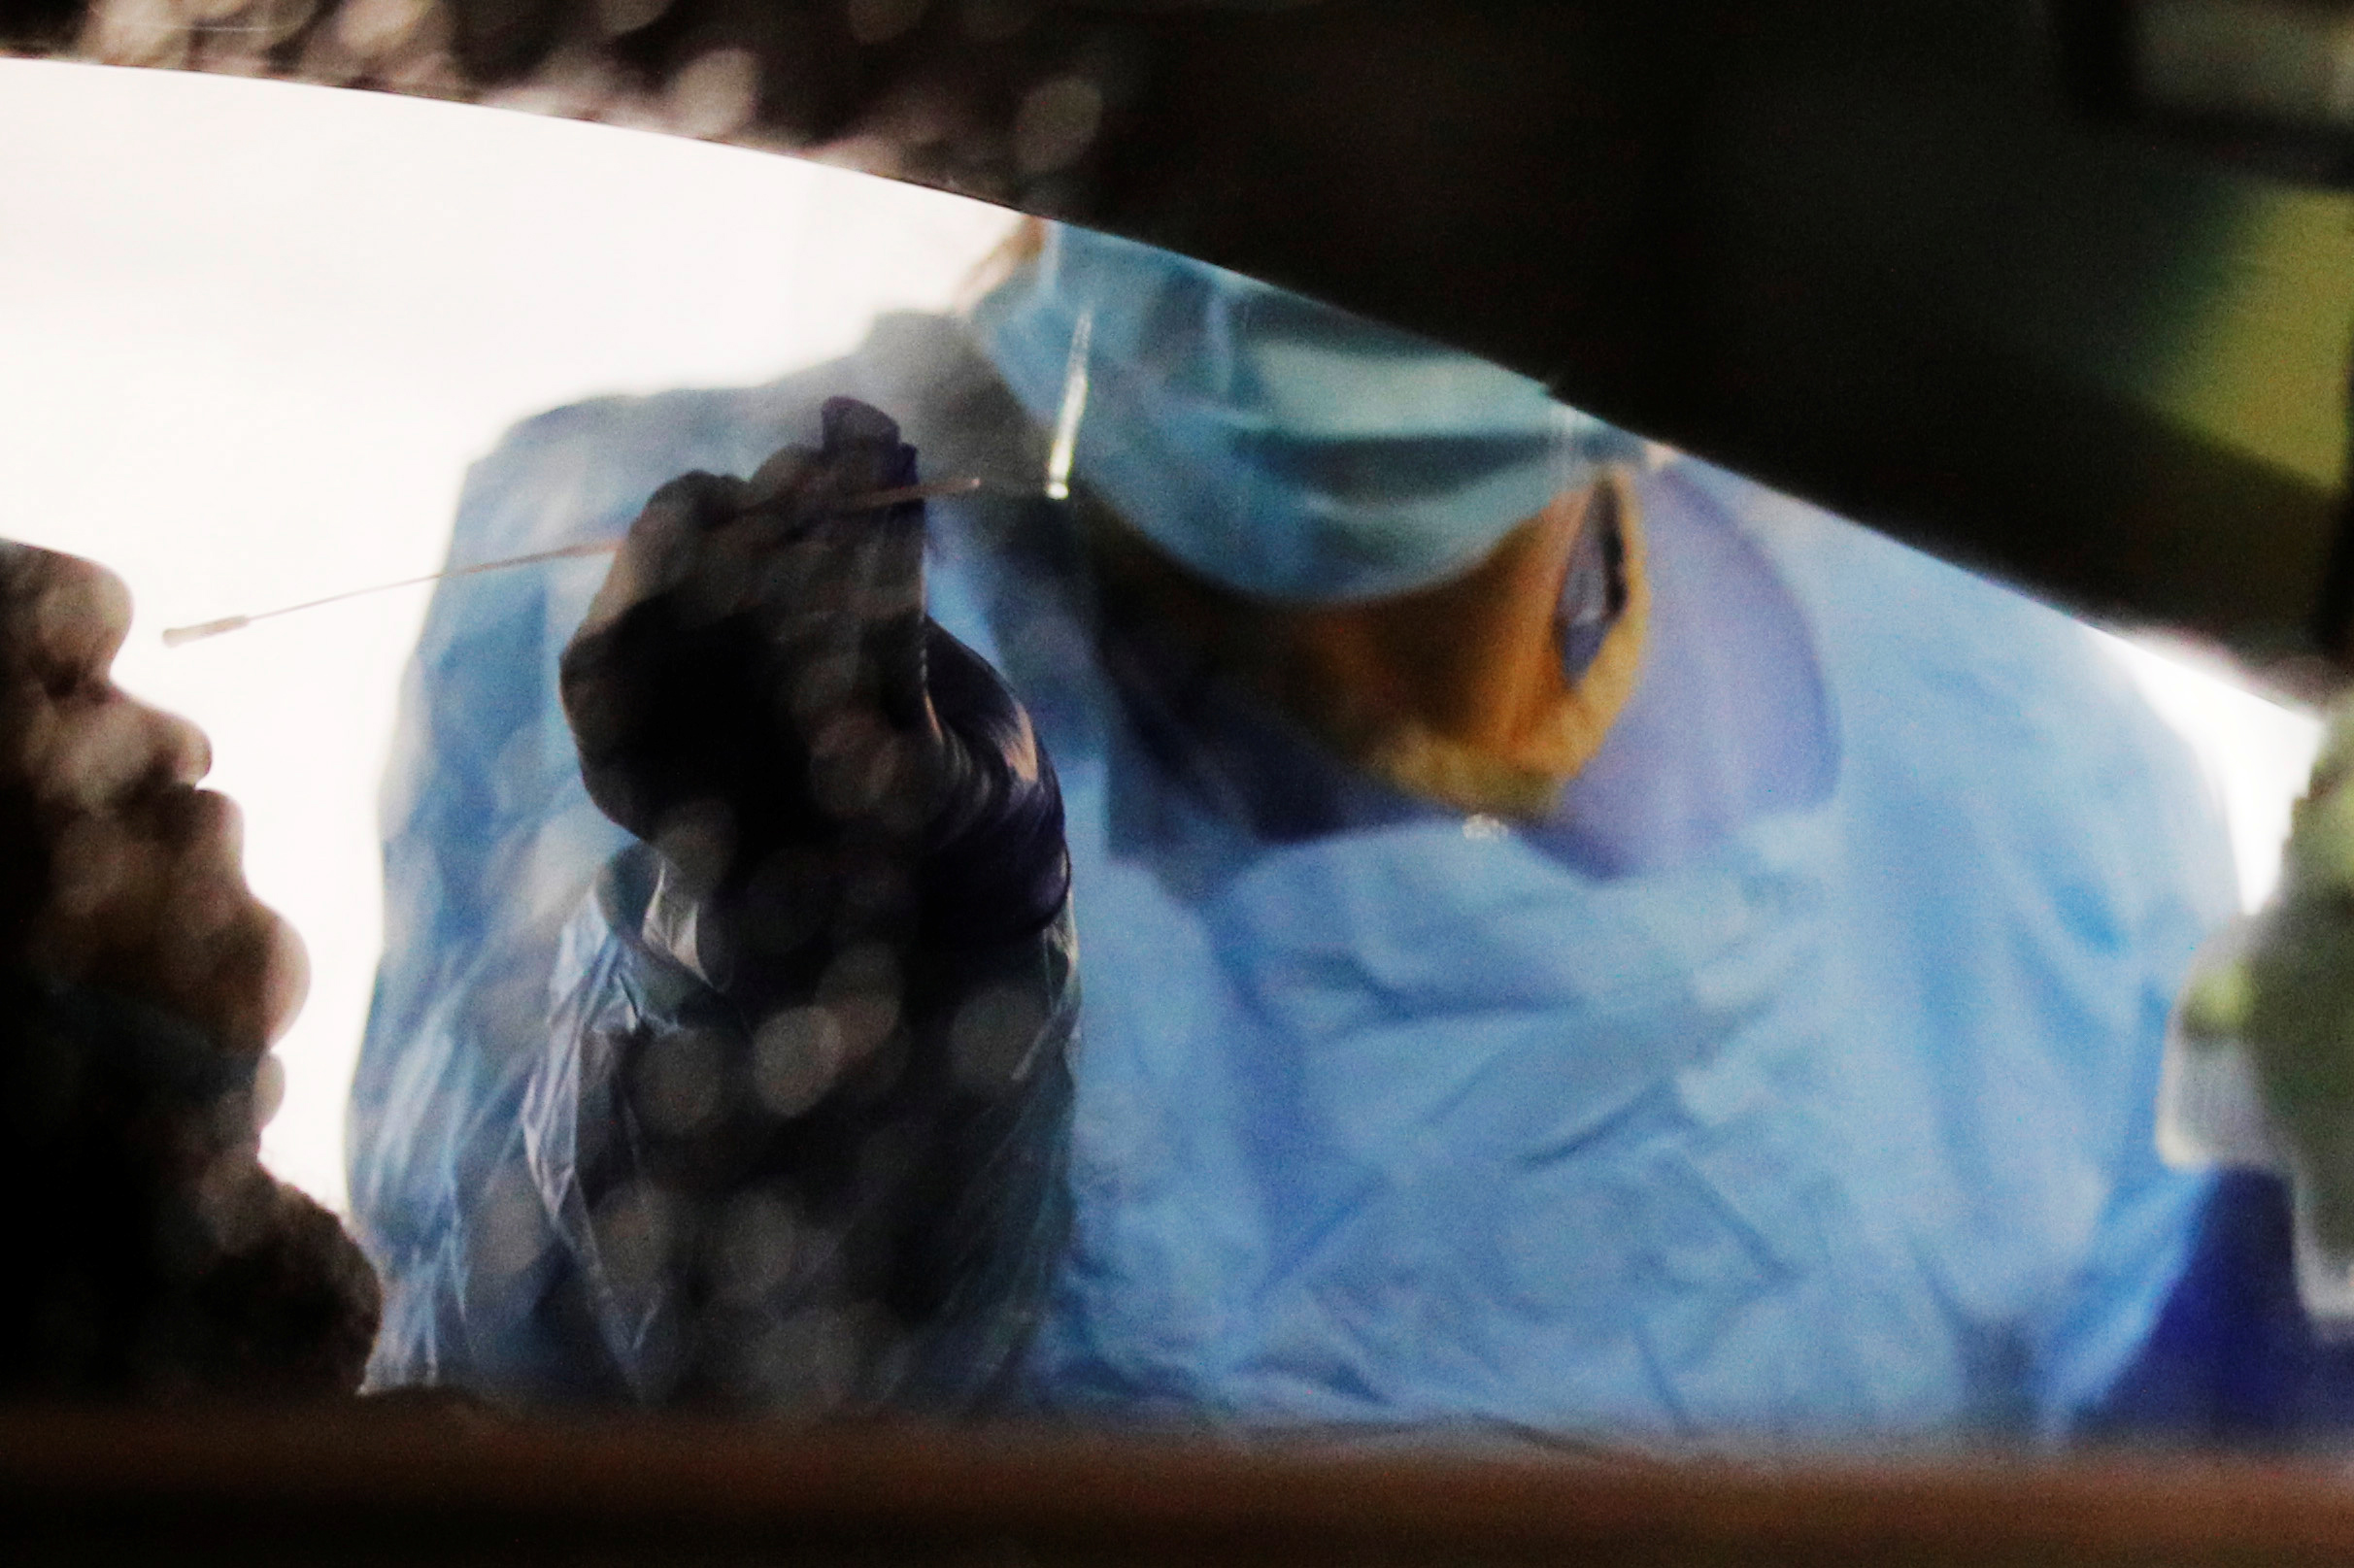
[0,544,307,1060]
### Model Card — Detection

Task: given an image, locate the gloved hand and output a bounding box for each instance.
[550,402,1075,1410]
[559,397,1066,994]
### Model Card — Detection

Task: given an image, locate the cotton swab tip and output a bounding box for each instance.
[162,616,252,648]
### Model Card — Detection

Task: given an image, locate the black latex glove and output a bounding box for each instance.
[560,398,1066,992]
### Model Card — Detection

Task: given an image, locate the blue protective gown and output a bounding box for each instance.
[349,310,2242,1446]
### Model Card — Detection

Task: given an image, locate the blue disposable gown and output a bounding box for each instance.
[349,311,2242,1446]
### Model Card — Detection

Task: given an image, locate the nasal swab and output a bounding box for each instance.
[163,476,991,647]
[163,539,615,648]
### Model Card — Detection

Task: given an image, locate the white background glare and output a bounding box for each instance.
[0,57,2323,1215]
[0,58,1015,1210]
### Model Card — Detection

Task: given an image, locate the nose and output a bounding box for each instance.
[132,698,213,794]
[39,684,214,816]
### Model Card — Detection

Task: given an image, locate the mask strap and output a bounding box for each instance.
[1043,305,1093,503]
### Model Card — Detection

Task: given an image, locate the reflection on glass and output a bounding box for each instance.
[5,59,2342,1453]
[343,210,2269,1442]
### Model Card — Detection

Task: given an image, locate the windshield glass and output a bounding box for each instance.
[0,54,2336,1451]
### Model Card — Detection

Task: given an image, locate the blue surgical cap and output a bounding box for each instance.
[971,224,1637,604]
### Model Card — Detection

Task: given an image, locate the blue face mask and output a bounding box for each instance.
[971,225,1638,604]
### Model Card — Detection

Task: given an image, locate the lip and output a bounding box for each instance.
[146,784,243,862]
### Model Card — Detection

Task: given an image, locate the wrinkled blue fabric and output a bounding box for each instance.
[351,307,2241,1446]
[974,225,1641,604]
